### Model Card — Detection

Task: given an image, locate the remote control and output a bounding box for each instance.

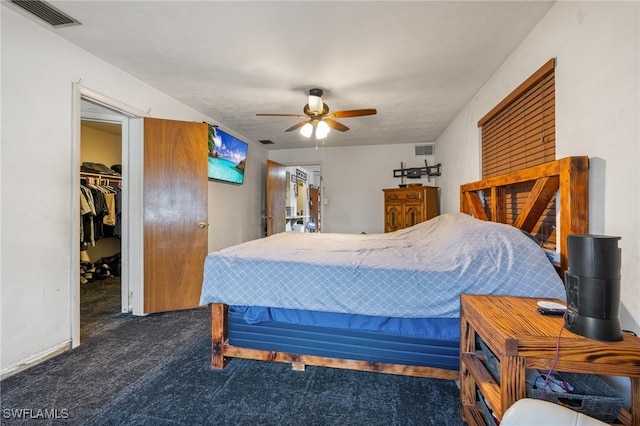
[537,307,566,316]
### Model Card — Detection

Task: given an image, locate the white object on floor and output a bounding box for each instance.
[501,398,608,426]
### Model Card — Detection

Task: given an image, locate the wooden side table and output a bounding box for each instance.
[460,294,640,426]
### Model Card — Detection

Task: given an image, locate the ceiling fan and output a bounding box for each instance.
[256,88,377,140]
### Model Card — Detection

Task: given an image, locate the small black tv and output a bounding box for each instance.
[207,125,248,185]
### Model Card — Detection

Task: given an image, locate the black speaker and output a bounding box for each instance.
[564,234,623,341]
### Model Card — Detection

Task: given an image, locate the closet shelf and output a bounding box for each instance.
[81,171,122,180]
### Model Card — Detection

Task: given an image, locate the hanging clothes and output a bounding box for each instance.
[80,174,121,247]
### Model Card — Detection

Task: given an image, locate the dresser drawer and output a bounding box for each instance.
[384,189,423,201]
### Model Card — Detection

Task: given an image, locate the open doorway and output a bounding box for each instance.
[79,116,126,340]
[284,164,322,232]
[72,85,147,347]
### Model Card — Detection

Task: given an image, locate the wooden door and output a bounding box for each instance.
[403,203,424,228]
[143,118,208,313]
[385,203,404,232]
[309,187,319,231]
[266,160,286,236]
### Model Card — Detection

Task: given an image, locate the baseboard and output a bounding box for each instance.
[0,340,71,380]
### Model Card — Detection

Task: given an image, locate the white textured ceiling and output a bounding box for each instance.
[19,1,554,149]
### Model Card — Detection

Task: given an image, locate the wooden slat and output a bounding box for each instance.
[465,191,489,220]
[460,310,478,408]
[482,95,555,140]
[461,353,501,410]
[483,142,555,178]
[211,303,227,369]
[486,126,555,154]
[491,186,506,223]
[498,355,527,421]
[616,407,633,426]
[222,343,459,380]
[630,378,640,426]
[558,156,589,272]
[462,160,562,192]
[478,59,555,127]
[481,66,555,181]
[484,128,554,154]
[483,99,555,144]
[484,129,555,157]
[513,176,559,231]
[461,405,485,426]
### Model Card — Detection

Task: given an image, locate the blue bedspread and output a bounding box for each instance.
[200,213,565,318]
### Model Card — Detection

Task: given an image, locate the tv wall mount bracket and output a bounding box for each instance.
[393,160,442,183]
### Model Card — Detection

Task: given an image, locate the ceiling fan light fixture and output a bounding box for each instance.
[257,87,375,141]
[308,95,323,114]
[300,122,313,138]
[308,88,324,114]
[316,120,330,139]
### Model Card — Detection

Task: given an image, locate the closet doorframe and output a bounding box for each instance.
[71,84,148,347]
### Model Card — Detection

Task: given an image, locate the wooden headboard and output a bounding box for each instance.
[460,156,589,277]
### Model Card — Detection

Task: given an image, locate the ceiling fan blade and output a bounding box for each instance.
[284,121,309,132]
[330,109,377,118]
[256,113,306,118]
[323,119,349,132]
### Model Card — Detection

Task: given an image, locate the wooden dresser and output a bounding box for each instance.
[383,185,439,232]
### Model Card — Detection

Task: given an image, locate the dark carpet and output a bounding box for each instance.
[1,280,464,426]
[79,276,130,341]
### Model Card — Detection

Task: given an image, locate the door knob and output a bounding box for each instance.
[198,222,206,229]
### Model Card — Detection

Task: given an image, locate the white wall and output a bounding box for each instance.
[270,144,438,234]
[435,1,639,401]
[207,136,266,252]
[0,7,267,374]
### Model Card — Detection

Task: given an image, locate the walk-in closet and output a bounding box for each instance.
[80,120,124,340]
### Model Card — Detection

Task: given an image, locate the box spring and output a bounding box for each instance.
[227,308,459,371]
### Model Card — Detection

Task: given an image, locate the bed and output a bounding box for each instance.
[200,156,589,380]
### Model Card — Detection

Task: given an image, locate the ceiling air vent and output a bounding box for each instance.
[10,0,81,28]
[415,144,435,156]
[259,140,275,145]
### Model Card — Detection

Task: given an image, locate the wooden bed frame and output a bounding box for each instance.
[210,156,589,379]
[460,156,589,277]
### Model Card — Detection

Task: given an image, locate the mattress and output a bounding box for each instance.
[227,307,460,370]
[200,213,565,318]
[234,305,460,340]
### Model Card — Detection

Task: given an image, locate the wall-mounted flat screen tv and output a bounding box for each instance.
[207,125,248,185]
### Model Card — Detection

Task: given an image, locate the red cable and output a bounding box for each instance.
[539,313,567,400]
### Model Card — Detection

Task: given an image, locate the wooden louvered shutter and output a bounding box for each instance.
[477,59,557,247]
